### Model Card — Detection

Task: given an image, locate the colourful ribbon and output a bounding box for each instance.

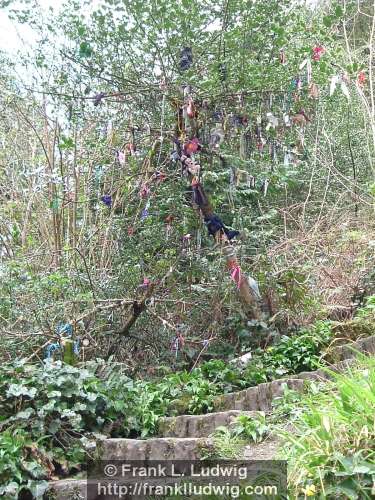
[139,185,150,198]
[57,323,73,336]
[45,342,60,359]
[140,277,151,289]
[229,263,242,289]
[141,199,151,220]
[312,45,325,61]
[101,195,112,207]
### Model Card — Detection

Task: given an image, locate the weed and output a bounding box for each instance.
[231,413,270,443]
[283,356,375,498]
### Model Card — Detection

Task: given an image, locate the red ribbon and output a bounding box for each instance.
[139,185,150,198]
[228,262,242,289]
[358,71,366,86]
[155,171,167,182]
[312,46,325,61]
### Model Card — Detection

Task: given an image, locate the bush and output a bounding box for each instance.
[238,320,334,385]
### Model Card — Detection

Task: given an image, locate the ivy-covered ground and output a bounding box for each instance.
[1,301,375,497]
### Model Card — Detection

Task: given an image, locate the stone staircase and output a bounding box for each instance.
[48,334,375,499]
[158,410,256,438]
[101,437,213,461]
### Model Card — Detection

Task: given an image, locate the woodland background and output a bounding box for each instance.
[1,0,375,367]
[1,0,375,498]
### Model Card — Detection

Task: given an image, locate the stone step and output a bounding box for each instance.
[292,334,375,382]
[46,335,375,499]
[158,410,257,438]
[99,437,214,462]
[213,334,375,412]
[213,377,305,412]
[212,357,365,412]
[47,479,87,500]
[50,464,285,500]
[48,437,283,500]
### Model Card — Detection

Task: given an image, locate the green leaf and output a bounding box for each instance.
[335,5,343,18]
[6,384,37,398]
[323,15,333,27]
[59,136,75,150]
[0,482,19,497]
[79,41,92,57]
[26,480,49,499]
[15,408,35,419]
[48,420,61,434]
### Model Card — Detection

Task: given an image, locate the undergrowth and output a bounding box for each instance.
[283,355,375,499]
[201,412,271,460]
[1,308,374,497]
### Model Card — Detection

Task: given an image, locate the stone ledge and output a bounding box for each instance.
[99,437,214,461]
[212,334,375,412]
[158,410,257,438]
[326,334,375,363]
[213,378,305,412]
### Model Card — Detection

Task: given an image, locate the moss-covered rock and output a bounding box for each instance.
[168,395,193,415]
[330,316,375,344]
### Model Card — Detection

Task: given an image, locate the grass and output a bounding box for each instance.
[281,355,375,499]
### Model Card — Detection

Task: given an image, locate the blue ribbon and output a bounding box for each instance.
[73,339,80,355]
[56,323,73,336]
[45,342,60,359]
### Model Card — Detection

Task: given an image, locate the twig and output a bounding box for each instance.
[24,339,51,363]
[190,340,214,372]
[74,246,97,299]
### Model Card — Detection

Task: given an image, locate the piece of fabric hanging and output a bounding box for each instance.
[45,342,60,359]
[184,138,200,156]
[312,45,325,61]
[179,47,193,71]
[118,151,126,165]
[204,214,239,240]
[140,277,151,289]
[192,182,208,207]
[101,195,112,207]
[172,332,185,358]
[358,71,366,86]
[139,185,150,199]
[141,200,150,220]
[57,323,73,336]
[228,261,242,289]
[247,276,262,300]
